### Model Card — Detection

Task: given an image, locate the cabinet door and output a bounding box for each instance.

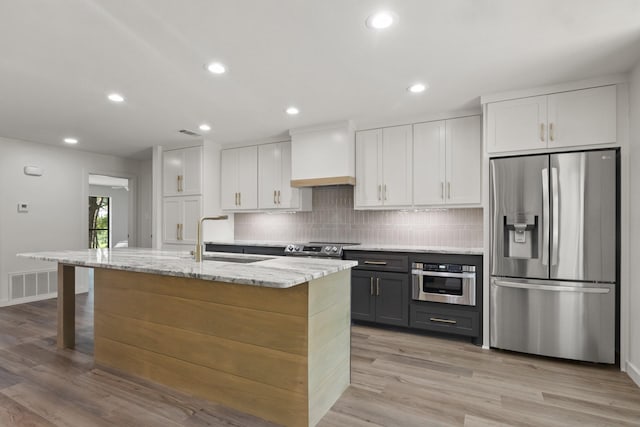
[413,121,446,205]
[220,149,238,210]
[351,271,376,322]
[547,85,616,149]
[236,146,258,210]
[181,196,202,244]
[375,272,409,327]
[355,129,382,208]
[258,143,280,209]
[181,146,202,195]
[162,198,182,243]
[486,95,548,153]
[446,116,481,204]
[163,149,183,196]
[382,125,413,207]
[277,141,300,209]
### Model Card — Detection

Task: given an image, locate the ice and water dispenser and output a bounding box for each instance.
[503,214,538,259]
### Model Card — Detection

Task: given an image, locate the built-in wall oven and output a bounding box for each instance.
[411,263,476,306]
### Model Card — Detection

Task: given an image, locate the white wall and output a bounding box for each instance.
[89,185,129,247]
[137,159,153,247]
[202,140,234,242]
[0,137,146,305]
[627,62,640,386]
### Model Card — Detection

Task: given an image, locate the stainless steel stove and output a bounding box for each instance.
[283,242,359,258]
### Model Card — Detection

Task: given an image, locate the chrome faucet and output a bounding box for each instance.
[194,215,229,262]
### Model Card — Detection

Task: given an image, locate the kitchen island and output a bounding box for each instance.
[19,248,357,427]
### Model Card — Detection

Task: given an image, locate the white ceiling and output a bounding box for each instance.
[1,0,639,159]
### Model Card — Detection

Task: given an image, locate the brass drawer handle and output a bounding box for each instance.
[429,317,457,324]
[363,261,387,265]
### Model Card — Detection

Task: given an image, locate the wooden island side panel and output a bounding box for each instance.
[93,267,351,427]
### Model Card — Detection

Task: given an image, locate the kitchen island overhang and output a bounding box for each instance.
[19,248,357,427]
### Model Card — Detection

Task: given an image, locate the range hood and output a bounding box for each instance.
[289,120,355,187]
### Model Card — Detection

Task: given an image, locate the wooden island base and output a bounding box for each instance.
[92,268,351,427]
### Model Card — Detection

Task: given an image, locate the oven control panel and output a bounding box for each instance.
[412,263,475,273]
[284,244,342,257]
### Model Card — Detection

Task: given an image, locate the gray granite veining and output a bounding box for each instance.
[18,248,357,289]
[342,244,483,255]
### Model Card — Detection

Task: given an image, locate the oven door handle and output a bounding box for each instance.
[411,270,475,279]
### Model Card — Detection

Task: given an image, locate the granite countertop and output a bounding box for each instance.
[18,248,357,289]
[206,240,483,255]
[204,240,298,248]
[342,244,483,255]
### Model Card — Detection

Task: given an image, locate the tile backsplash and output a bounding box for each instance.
[234,186,483,247]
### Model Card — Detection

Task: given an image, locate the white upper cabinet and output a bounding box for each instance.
[220,146,258,211]
[446,116,481,204]
[413,116,481,206]
[413,120,446,205]
[258,142,311,210]
[486,85,616,154]
[486,96,547,153]
[355,125,412,209]
[163,146,202,196]
[547,85,617,148]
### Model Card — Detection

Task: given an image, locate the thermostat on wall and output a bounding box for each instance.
[17,203,29,213]
[23,166,43,176]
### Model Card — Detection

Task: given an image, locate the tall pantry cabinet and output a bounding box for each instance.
[162,146,203,246]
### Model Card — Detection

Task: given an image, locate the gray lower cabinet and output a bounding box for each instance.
[410,303,479,338]
[351,270,409,327]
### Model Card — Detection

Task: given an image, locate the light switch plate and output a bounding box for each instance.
[17,203,28,213]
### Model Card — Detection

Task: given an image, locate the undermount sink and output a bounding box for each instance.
[201,255,274,264]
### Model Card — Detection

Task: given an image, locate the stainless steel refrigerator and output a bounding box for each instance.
[490,150,617,364]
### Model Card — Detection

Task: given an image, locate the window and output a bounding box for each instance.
[89,196,110,248]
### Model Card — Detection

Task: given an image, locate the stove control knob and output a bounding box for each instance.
[324,246,331,253]
[295,246,302,251]
[332,246,338,253]
[286,245,294,252]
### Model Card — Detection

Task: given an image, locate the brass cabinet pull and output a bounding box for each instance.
[429,317,457,324]
[441,182,445,199]
[234,192,238,206]
[376,278,380,296]
[364,260,387,265]
[383,184,387,201]
[540,123,545,142]
[177,175,183,192]
[273,190,277,205]
[370,277,374,296]
[447,182,451,199]
[277,190,281,204]
[377,184,381,200]
[549,123,554,142]
[239,192,241,206]
[176,223,180,240]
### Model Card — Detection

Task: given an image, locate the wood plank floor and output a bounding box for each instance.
[0,293,638,426]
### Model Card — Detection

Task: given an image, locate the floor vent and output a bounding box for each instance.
[9,270,57,301]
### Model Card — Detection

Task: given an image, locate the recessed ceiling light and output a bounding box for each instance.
[107,93,125,103]
[408,83,428,93]
[199,123,211,132]
[206,62,226,74]
[366,11,395,30]
[285,106,300,115]
[63,137,78,144]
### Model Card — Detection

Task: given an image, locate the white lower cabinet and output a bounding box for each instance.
[413,115,481,206]
[163,196,201,245]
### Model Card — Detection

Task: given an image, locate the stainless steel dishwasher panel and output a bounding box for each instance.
[490,277,615,364]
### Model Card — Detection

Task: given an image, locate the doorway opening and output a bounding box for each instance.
[88,196,110,248]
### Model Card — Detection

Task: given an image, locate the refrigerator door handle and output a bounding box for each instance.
[493,279,610,294]
[542,168,549,266]
[551,167,559,266]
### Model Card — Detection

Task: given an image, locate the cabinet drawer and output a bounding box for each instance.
[410,304,479,337]
[345,252,408,273]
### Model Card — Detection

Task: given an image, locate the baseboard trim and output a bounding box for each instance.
[626,360,640,388]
